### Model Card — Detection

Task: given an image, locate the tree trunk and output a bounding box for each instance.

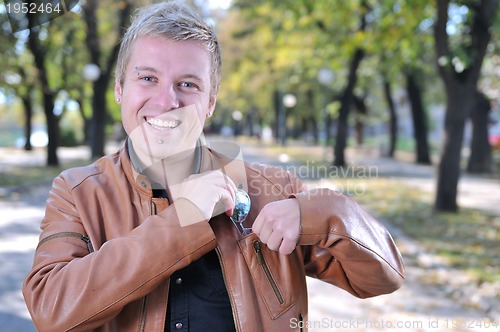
[21,95,33,151]
[406,71,431,164]
[311,116,319,145]
[332,1,368,166]
[90,77,107,157]
[467,91,492,173]
[44,92,59,166]
[325,113,332,145]
[433,0,497,212]
[26,13,59,166]
[84,0,132,158]
[382,79,397,158]
[306,89,319,144]
[273,89,286,145]
[76,98,90,144]
[435,88,473,211]
[333,48,364,166]
[353,95,367,146]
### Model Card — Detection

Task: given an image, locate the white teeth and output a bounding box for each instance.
[146,118,180,129]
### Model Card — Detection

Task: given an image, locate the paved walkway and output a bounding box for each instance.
[0,141,498,331]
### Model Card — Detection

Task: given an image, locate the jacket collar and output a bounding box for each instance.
[121,136,249,194]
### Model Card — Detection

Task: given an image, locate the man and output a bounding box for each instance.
[23,1,405,331]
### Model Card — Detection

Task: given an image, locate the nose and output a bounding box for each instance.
[153,84,179,111]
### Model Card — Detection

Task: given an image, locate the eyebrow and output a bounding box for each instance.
[182,73,204,83]
[133,66,159,74]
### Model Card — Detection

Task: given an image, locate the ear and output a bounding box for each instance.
[114,81,122,104]
[207,95,217,118]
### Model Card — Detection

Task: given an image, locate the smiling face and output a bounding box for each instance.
[115,36,216,163]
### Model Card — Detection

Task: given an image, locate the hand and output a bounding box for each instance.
[252,199,300,255]
[169,170,237,221]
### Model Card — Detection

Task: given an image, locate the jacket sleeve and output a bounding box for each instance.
[290,175,405,298]
[22,175,217,332]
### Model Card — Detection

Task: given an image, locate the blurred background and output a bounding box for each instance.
[0,0,499,331]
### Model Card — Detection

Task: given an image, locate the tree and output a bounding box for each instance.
[381,74,397,157]
[373,0,434,164]
[26,12,60,165]
[434,0,499,212]
[467,90,493,173]
[0,13,38,151]
[82,0,133,158]
[406,70,432,164]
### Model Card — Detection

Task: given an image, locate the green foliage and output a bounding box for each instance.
[59,127,80,146]
[218,0,449,139]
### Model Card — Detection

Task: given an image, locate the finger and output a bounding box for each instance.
[265,231,283,252]
[223,174,237,191]
[223,176,236,216]
[252,213,264,236]
[256,223,273,244]
[220,188,235,217]
[224,176,237,208]
[279,237,297,255]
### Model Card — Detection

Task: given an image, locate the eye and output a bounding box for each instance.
[179,81,198,89]
[142,76,156,82]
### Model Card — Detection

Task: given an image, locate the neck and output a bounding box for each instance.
[128,138,202,190]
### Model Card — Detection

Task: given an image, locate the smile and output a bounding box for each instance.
[146,118,181,129]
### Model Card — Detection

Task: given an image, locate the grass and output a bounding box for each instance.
[0,159,91,187]
[346,178,500,283]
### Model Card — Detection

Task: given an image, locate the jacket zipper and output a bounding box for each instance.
[139,199,157,332]
[150,199,157,215]
[37,232,94,253]
[253,240,284,305]
[215,247,239,332]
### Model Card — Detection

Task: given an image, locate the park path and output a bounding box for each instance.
[0,140,499,331]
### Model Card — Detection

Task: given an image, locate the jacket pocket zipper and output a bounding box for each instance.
[139,296,148,332]
[253,240,284,305]
[37,232,94,253]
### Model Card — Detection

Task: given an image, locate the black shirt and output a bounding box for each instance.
[152,189,235,332]
[165,249,236,332]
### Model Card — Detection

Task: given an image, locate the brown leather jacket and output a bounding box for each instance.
[23,144,405,332]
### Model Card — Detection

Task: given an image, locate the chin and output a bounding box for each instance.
[149,139,198,160]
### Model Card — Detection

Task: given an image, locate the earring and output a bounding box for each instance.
[207,111,213,117]
[116,98,120,103]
